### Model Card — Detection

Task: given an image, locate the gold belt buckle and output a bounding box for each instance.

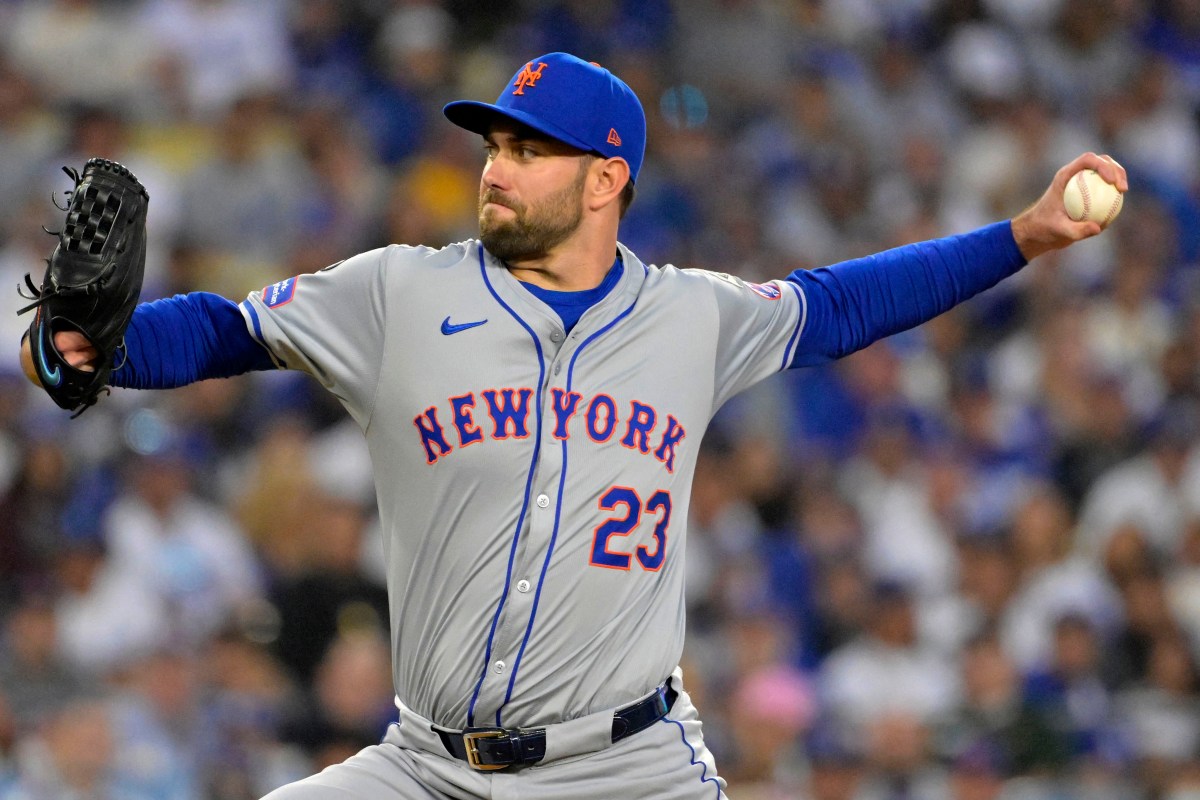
[463,729,509,771]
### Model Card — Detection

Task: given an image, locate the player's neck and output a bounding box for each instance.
[504,227,618,292]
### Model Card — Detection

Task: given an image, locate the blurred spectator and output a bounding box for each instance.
[290,106,387,274]
[175,95,308,293]
[521,0,672,61]
[1142,0,1200,104]
[1077,400,1200,561]
[820,580,959,730]
[0,695,152,800]
[685,432,768,635]
[1025,0,1141,115]
[0,57,61,231]
[287,0,373,102]
[380,131,480,247]
[109,649,202,800]
[798,722,866,800]
[1021,613,1125,767]
[1001,484,1122,669]
[1105,565,1180,687]
[1110,57,1200,190]
[0,597,87,733]
[840,398,958,597]
[196,628,308,799]
[724,664,816,790]
[104,445,263,646]
[1116,633,1200,794]
[137,0,293,120]
[281,631,394,771]
[854,712,945,799]
[234,417,324,579]
[923,535,1017,655]
[0,431,71,601]
[52,537,169,676]
[938,633,1067,776]
[4,0,153,112]
[1085,213,1178,405]
[1168,521,1200,654]
[269,496,388,686]
[672,0,797,122]
[355,0,458,167]
[1052,373,1138,514]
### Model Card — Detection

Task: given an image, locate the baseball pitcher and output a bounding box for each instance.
[19,52,1126,799]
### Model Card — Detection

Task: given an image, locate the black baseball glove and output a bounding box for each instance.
[18,158,149,415]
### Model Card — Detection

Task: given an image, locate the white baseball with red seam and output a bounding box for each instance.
[1063,169,1124,226]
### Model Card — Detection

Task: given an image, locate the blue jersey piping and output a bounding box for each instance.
[467,247,547,726]
[781,280,806,370]
[664,717,724,798]
[241,299,265,343]
[495,264,646,725]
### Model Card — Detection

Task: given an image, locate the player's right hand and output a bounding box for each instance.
[1010,152,1128,262]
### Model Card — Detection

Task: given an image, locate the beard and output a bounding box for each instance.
[478,167,586,263]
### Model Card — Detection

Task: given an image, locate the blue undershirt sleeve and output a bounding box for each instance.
[109,292,277,389]
[786,220,1027,368]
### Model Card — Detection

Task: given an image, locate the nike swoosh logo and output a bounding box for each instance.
[441,317,488,335]
[35,325,62,387]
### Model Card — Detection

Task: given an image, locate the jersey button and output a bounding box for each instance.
[550,331,563,342]
[494,660,506,673]
[536,494,550,508]
[517,579,531,593]
[554,364,562,375]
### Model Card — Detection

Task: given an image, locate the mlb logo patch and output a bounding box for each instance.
[263,277,299,308]
[749,282,781,300]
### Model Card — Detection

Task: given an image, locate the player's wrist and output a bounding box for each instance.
[1009,210,1050,262]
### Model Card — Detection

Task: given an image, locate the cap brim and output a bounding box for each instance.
[443,100,596,154]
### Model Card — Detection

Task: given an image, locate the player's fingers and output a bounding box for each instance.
[53,330,93,350]
[65,350,98,371]
[53,330,99,370]
[1066,219,1103,241]
[1054,152,1124,193]
[1094,154,1128,192]
[1053,152,1098,187]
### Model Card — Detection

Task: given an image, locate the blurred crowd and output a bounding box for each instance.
[0,0,1198,798]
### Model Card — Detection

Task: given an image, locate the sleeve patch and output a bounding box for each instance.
[263,276,300,308]
[749,282,781,300]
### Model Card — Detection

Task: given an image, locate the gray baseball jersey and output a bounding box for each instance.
[241,239,803,782]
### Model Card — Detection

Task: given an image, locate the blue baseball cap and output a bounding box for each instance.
[444,52,646,183]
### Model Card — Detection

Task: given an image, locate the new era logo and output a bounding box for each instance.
[512,62,548,96]
[607,128,622,146]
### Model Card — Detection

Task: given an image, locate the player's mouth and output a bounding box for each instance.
[481,192,521,213]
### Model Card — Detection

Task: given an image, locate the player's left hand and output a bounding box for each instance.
[1010,152,1128,262]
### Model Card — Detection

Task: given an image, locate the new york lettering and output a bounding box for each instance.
[412,387,686,473]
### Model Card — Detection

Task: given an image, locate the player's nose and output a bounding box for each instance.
[481,153,512,190]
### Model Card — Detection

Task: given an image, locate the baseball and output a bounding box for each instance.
[1063,169,1123,226]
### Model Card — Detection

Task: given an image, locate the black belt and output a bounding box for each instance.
[436,683,677,770]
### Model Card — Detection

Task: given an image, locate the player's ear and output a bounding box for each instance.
[587,157,630,214]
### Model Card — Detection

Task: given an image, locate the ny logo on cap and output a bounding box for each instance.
[512,62,549,96]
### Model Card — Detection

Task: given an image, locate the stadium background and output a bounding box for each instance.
[0,0,1199,798]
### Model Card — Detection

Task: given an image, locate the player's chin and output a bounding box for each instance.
[479,212,517,240]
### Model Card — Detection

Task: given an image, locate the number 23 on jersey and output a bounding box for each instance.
[590,486,671,571]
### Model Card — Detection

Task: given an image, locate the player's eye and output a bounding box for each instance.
[518,145,538,159]
[483,145,498,160]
